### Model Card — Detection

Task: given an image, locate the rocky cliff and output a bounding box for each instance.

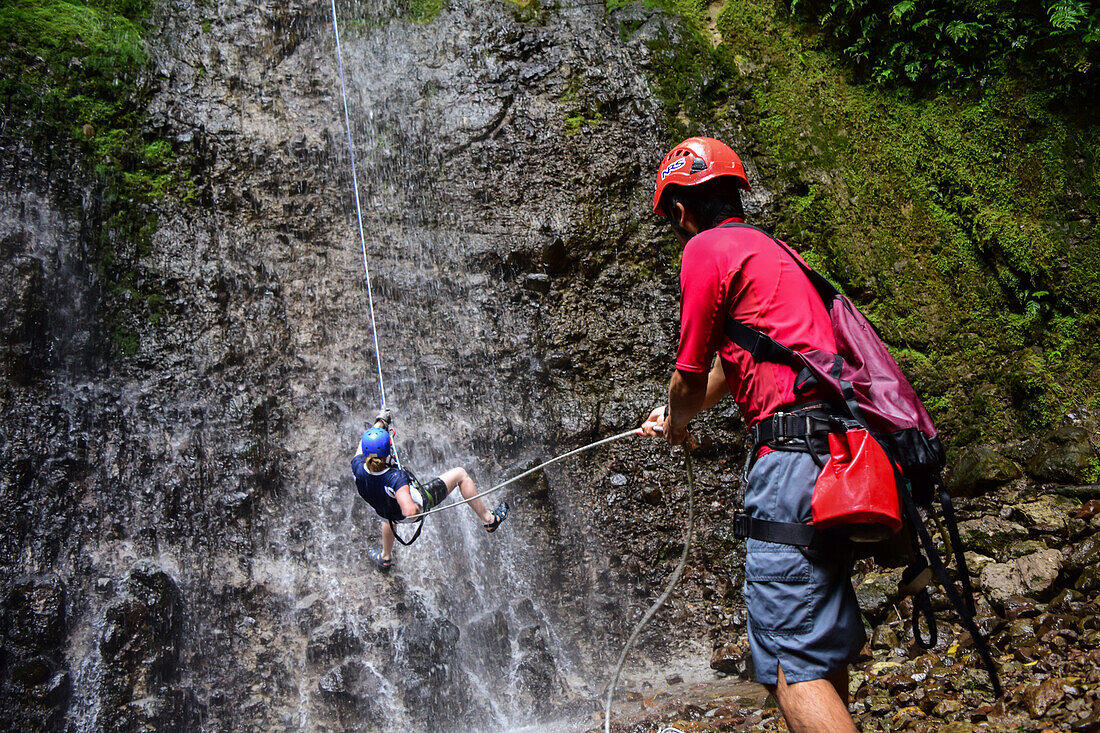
[2,0,1098,731]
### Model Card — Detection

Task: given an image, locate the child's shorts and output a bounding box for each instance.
[741,450,866,685]
[411,477,448,512]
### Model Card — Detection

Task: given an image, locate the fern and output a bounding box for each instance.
[1047,0,1088,30]
[787,0,1098,96]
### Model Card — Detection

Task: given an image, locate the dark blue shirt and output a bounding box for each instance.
[351,455,412,521]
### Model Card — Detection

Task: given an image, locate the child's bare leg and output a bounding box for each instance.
[438,467,494,524]
[381,520,395,560]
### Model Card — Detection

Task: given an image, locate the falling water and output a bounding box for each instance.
[260,3,652,730]
[1,0,710,730]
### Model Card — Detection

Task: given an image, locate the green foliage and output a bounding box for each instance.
[611,0,742,141]
[565,111,604,135]
[631,0,1100,444]
[503,0,548,23]
[722,0,1099,439]
[397,0,445,22]
[0,0,177,358]
[1086,457,1100,483]
[0,0,150,138]
[786,0,1099,96]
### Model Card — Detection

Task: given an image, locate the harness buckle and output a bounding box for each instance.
[770,412,811,446]
[733,511,751,539]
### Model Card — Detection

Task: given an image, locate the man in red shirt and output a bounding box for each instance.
[641,137,862,732]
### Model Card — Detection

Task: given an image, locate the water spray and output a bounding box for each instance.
[414,428,642,519]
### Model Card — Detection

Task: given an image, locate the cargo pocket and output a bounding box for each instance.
[745,541,814,635]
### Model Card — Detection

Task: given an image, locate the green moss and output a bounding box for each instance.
[407,0,444,22]
[635,0,1099,445]
[565,111,603,135]
[719,0,1099,440]
[0,0,184,358]
[503,0,547,23]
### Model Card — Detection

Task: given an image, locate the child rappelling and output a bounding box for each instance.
[351,410,508,572]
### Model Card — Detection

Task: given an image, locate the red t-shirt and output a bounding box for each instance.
[676,220,836,427]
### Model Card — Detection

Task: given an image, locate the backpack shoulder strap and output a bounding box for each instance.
[719,222,841,305]
[716,222,838,365]
[722,318,800,367]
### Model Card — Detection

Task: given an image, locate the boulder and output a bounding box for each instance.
[854,569,904,621]
[640,484,663,506]
[1075,564,1100,593]
[956,516,1029,557]
[1065,530,1100,573]
[1027,426,1096,483]
[950,445,1022,496]
[979,549,1063,606]
[1011,495,1077,532]
[709,642,747,676]
[1005,539,1050,559]
[870,623,900,650]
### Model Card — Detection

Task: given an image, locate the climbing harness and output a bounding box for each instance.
[386,465,436,546]
[603,446,694,733]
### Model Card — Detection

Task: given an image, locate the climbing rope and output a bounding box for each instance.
[414,428,642,519]
[329,0,390,412]
[604,447,695,733]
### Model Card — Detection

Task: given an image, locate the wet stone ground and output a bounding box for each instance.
[593,488,1100,733]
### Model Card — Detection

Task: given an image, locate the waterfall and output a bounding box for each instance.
[1,1,701,731]
[262,3,644,729]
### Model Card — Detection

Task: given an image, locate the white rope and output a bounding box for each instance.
[329,0,388,410]
[414,429,642,519]
[604,448,695,733]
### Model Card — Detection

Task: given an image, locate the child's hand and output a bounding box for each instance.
[374,407,393,428]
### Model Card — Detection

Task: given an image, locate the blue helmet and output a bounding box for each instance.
[361,427,391,459]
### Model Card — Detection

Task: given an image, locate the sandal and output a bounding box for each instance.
[484,501,509,533]
[367,547,392,572]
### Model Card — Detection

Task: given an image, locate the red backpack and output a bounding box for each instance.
[720,223,1001,697]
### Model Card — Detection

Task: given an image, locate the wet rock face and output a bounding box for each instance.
[98,563,183,732]
[3,0,675,726]
[2,0,1099,731]
[0,576,69,732]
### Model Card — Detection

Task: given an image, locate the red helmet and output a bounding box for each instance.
[653,136,750,216]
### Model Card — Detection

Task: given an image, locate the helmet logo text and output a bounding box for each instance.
[661,157,686,179]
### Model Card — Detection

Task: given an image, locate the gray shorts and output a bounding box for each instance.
[742,450,866,685]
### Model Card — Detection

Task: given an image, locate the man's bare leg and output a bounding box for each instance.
[766,663,858,733]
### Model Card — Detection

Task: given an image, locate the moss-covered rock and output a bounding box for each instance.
[949,444,1023,496]
[1027,425,1098,483]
